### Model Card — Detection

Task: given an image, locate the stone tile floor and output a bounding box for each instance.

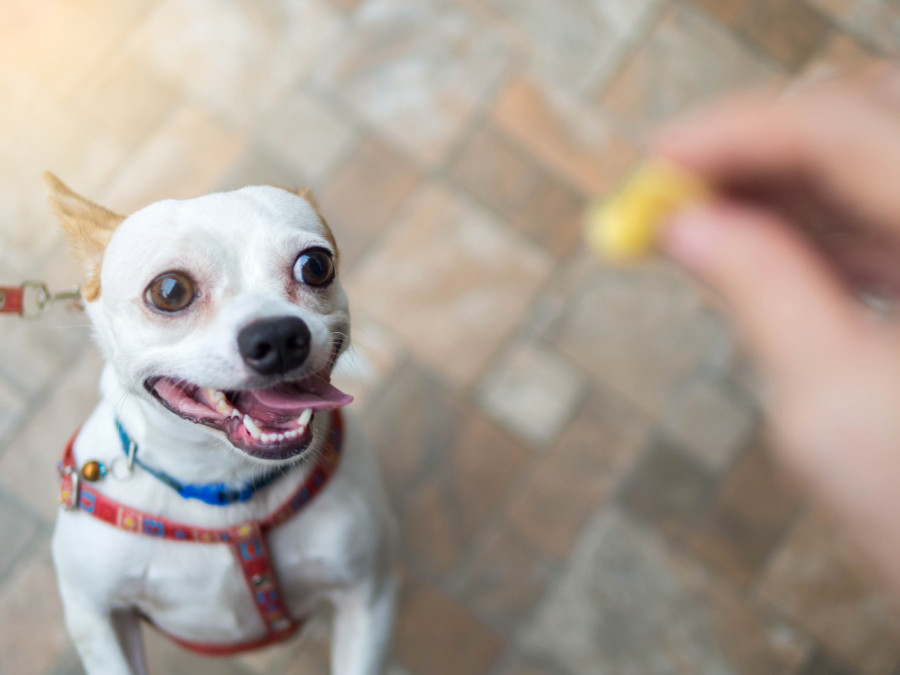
[0,0,897,673]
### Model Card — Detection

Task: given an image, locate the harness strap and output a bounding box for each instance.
[229,520,296,637]
[58,411,344,654]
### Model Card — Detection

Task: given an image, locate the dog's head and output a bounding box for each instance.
[45,173,352,464]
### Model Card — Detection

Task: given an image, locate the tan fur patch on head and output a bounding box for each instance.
[295,187,339,268]
[270,185,340,269]
[43,172,125,301]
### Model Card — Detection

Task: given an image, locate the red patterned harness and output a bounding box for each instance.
[58,412,343,655]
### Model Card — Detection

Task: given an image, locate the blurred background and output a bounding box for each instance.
[0,0,898,673]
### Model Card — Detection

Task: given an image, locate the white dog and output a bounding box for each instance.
[47,174,396,675]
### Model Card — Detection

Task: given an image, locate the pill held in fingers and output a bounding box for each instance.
[585,160,710,262]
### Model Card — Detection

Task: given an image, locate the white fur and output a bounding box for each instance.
[52,186,397,675]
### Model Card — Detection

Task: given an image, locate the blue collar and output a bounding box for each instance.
[115,420,289,506]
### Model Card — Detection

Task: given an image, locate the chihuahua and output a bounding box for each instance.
[47,174,396,675]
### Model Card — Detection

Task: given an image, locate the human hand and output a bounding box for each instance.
[656,64,900,596]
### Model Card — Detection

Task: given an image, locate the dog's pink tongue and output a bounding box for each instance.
[243,381,353,415]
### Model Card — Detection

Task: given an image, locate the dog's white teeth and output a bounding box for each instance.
[285,429,300,440]
[277,433,285,442]
[261,433,274,443]
[229,408,241,418]
[203,387,226,402]
[204,388,233,415]
[243,415,262,439]
[297,409,313,426]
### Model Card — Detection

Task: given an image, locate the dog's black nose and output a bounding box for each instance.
[237,317,311,376]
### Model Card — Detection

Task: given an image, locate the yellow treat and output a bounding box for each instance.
[585,161,709,262]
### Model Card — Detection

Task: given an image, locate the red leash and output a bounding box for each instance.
[0,285,24,315]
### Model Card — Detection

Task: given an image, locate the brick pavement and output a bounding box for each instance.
[0,1,897,673]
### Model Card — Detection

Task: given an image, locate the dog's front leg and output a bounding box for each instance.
[58,583,147,675]
[329,572,398,675]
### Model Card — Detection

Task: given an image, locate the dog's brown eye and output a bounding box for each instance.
[294,248,334,287]
[145,272,196,313]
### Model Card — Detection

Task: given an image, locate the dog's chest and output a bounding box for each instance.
[54,409,386,648]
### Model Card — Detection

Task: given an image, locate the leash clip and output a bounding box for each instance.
[19,281,82,319]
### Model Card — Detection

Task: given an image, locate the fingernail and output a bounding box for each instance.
[662,207,721,270]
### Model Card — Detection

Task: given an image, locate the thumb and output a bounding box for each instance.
[663,204,868,387]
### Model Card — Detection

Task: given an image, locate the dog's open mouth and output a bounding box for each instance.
[145,374,352,461]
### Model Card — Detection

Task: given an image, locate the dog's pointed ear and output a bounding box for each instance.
[294,186,320,210]
[43,172,125,301]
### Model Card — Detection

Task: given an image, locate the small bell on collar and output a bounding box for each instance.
[80,460,107,482]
